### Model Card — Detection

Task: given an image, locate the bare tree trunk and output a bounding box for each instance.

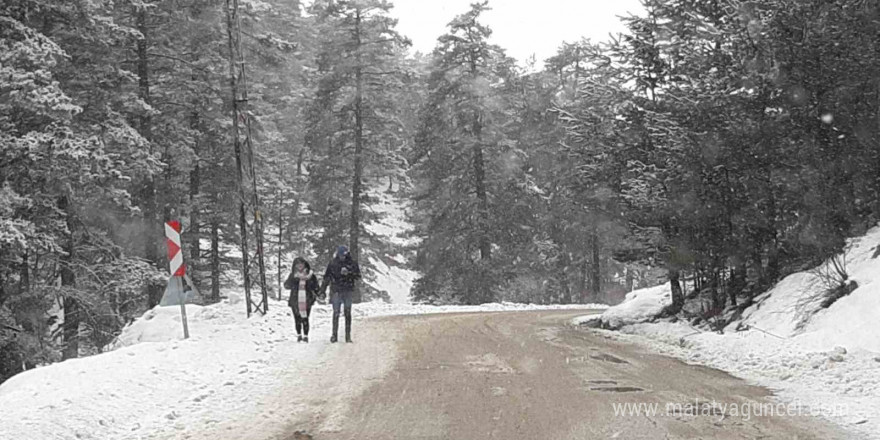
[550,224,571,303]
[59,195,79,360]
[765,195,780,284]
[578,256,588,302]
[472,138,491,303]
[349,9,364,303]
[470,112,492,304]
[188,158,200,285]
[161,144,172,222]
[277,188,283,300]
[589,231,602,302]
[19,249,29,296]
[668,268,684,314]
[225,0,253,315]
[210,220,220,302]
[0,274,6,310]
[291,148,305,256]
[135,4,163,308]
[728,265,744,307]
[557,250,571,304]
[188,60,201,290]
[473,131,490,262]
[712,267,724,311]
[766,244,780,285]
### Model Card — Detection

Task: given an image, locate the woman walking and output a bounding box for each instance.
[284,257,320,342]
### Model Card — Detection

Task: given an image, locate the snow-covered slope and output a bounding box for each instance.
[578,225,880,439]
[0,294,605,440]
[0,293,386,440]
[735,226,880,352]
[364,187,419,304]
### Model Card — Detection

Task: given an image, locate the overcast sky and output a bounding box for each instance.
[389,0,646,66]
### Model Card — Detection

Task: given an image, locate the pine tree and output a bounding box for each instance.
[2,0,167,363]
[306,0,410,302]
[410,2,522,304]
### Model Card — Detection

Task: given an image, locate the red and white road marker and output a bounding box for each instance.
[165,220,186,277]
[164,220,189,339]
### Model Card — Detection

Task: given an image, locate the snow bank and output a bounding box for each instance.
[0,294,325,440]
[112,304,206,347]
[356,301,608,318]
[574,225,880,439]
[735,225,880,353]
[0,295,606,440]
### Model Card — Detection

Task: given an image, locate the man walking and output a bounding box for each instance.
[320,245,361,343]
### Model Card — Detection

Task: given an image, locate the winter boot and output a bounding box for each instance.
[345,314,352,343]
[303,335,309,343]
[330,313,339,343]
[297,334,303,343]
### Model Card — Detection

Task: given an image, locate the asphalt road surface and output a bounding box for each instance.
[289,310,846,440]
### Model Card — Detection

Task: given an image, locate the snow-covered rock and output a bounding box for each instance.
[595,282,671,329]
[572,313,603,328]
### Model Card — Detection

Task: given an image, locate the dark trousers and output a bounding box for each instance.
[291,307,309,336]
[331,290,353,337]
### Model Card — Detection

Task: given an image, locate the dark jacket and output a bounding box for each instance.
[284,257,320,309]
[320,253,361,294]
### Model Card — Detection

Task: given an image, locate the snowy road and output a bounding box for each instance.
[0,306,850,439]
[299,310,846,439]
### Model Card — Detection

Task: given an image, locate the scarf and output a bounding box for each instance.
[295,270,311,318]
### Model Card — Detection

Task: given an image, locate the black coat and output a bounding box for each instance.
[320,254,361,294]
[284,257,320,310]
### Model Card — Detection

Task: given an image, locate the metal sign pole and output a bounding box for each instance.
[165,221,190,339]
[179,300,189,339]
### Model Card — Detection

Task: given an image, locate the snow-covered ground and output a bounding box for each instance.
[364,186,419,304]
[576,225,880,439]
[0,294,605,440]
